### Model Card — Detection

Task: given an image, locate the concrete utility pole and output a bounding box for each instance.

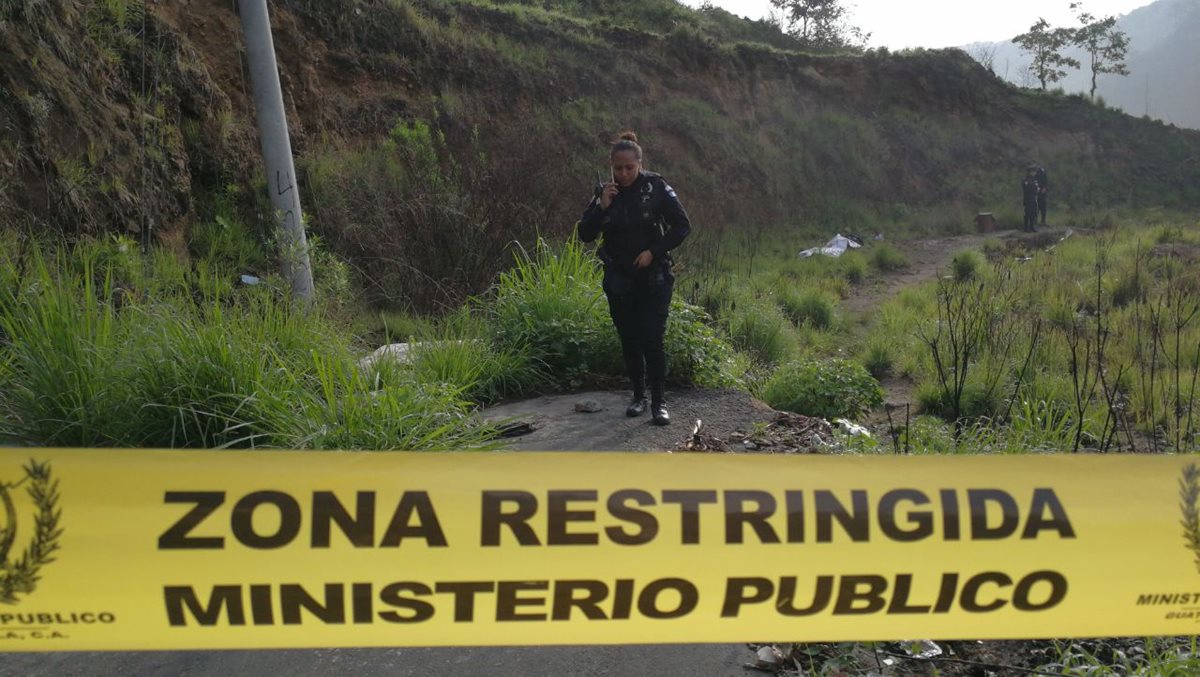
[239,0,315,305]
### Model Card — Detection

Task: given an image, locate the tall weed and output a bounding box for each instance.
[488,236,619,383]
[0,239,492,449]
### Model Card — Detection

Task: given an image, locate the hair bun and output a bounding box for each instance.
[618,130,638,143]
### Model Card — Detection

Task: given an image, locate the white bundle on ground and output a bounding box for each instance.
[800,233,863,258]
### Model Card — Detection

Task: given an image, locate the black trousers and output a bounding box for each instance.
[604,269,674,403]
[1024,201,1039,231]
[1037,192,1048,224]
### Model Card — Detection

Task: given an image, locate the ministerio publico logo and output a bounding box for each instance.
[0,460,61,604]
[1180,464,1200,574]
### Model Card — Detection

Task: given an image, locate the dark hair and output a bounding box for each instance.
[611,130,643,160]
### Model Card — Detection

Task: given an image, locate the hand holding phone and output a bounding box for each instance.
[599,181,619,210]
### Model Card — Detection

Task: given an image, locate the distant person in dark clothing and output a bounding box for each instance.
[1022,166,1040,232]
[1034,165,1049,225]
[579,131,692,426]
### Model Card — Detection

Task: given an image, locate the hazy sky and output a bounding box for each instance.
[684,0,1156,48]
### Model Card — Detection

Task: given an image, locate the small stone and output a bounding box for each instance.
[900,639,943,660]
[754,645,783,669]
[574,400,603,413]
[743,440,759,450]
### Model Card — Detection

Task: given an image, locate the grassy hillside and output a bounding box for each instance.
[2,0,1200,310]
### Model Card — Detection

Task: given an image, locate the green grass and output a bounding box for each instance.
[860,339,894,379]
[778,287,837,330]
[869,243,908,272]
[761,358,883,420]
[407,308,543,405]
[487,236,621,383]
[862,222,1200,451]
[486,235,742,389]
[950,249,983,281]
[726,300,796,367]
[0,234,495,450]
[0,229,751,449]
[1041,638,1200,676]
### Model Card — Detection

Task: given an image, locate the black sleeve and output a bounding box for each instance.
[578,196,605,243]
[650,180,691,260]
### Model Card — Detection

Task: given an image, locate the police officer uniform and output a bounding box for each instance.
[1035,166,1049,225]
[579,170,692,425]
[1022,173,1040,232]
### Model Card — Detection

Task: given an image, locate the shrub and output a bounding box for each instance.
[307,234,354,312]
[726,301,795,366]
[450,238,741,393]
[762,358,883,420]
[487,237,620,384]
[189,213,268,275]
[122,300,316,448]
[861,340,893,379]
[302,118,522,310]
[904,415,965,454]
[0,256,125,446]
[951,250,983,282]
[915,379,1001,421]
[840,254,868,284]
[693,279,735,322]
[282,353,495,451]
[1108,268,1145,307]
[1155,225,1184,245]
[779,288,836,330]
[408,310,543,405]
[664,301,743,387]
[364,310,435,345]
[1007,397,1075,451]
[870,243,908,272]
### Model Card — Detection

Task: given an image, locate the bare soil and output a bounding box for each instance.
[841,231,1009,317]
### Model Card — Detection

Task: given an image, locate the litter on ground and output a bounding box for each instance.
[800,233,864,258]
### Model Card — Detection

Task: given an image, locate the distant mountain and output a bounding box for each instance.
[964,0,1200,129]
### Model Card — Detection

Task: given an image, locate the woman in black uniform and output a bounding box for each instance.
[579,131,692,426]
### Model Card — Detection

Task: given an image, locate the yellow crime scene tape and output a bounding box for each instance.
[0,449,1198,651]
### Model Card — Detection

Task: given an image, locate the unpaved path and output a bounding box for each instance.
[846,230,1019,413]
[842,230,1013,317]
[484,388,777,451]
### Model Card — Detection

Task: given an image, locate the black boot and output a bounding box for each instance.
[626,373,647,417]
[651,401,670,426]
[650,382,669,425]
[626,396,648,417]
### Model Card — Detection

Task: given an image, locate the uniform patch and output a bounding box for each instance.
[642,182,654,194]
[665,184,677,198]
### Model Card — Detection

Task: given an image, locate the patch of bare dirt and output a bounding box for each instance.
[482,387,780,452]
[842,230,1015,317]
[677,411,834,453]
